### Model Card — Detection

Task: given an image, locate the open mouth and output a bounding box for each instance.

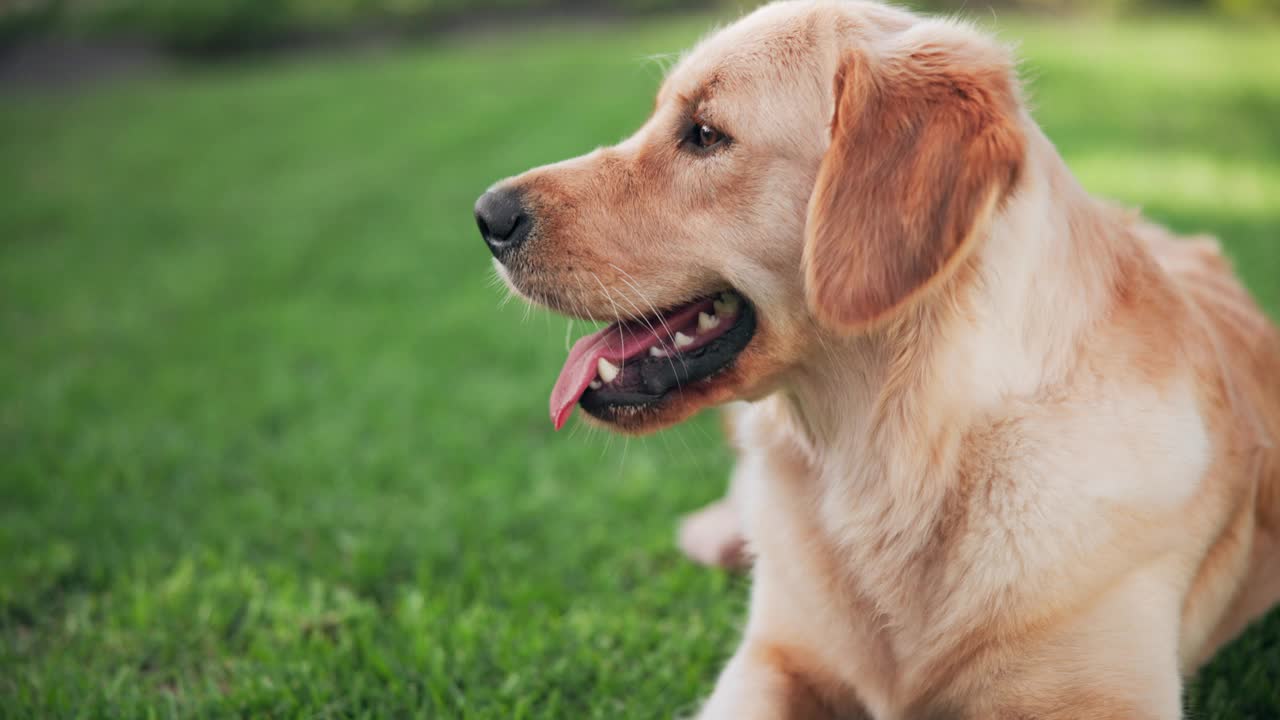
[549,290,757,429]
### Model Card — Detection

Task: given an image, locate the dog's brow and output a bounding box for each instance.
[676,86,715,117]
[674,70,725,111]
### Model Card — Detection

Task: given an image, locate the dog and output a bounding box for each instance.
[474,1,1280,716]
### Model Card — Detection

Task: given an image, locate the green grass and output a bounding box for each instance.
[1,12,1278,719]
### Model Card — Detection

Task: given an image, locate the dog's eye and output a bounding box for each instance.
[684,122,728,153]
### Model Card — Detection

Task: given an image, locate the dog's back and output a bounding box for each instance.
[1139,222,1280,494]
[1138,220,1280,662]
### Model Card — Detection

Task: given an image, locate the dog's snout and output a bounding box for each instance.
[475,188,531,261]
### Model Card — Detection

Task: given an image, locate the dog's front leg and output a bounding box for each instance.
[694,642,835,720]
[678,402,755,570]
[678,496,748,569]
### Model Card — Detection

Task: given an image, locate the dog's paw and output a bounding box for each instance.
[678,500,751,570]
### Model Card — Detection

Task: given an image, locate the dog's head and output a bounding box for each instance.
[477,0,1026,434]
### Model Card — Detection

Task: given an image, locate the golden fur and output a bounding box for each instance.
[487,1,1280,716]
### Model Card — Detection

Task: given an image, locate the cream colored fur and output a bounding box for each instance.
[488,2,1280,717]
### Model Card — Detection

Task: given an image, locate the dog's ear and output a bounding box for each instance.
[803,24,1026,332]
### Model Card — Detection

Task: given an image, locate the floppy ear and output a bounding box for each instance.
[803,25,1026,332]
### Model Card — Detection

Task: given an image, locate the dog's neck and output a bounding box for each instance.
[780,123,1137,500]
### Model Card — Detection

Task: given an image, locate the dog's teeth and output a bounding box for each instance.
[649,346,668,358]
[597,358,620,383]
[589,380,602,390]
[674,332,694,348]
[698,311,720,332]
[713,294,739,317]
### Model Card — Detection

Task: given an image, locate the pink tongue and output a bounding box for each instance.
[549,323,656,431]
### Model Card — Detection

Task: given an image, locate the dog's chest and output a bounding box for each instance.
[742,383,1210,716]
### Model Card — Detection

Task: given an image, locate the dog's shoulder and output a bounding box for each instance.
[1085,213,1280,524]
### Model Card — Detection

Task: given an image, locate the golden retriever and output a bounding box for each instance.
[475,1,1280,716]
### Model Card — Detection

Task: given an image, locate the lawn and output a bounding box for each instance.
[2,10,1278,719]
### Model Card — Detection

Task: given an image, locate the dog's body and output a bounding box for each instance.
[703,186,1280,719]
[476,1,1280,716]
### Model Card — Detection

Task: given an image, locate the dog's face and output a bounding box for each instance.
[477,1,1025,434]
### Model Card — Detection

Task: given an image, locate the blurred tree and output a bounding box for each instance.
[2,0,1276,54]
[0,0,60,50]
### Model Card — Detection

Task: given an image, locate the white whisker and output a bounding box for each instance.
[591,272,628,350]
[617,436,631,481]
[608,263,692,381]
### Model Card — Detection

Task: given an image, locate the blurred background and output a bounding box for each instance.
[2,0,1277,717]
[1,0,1276,57]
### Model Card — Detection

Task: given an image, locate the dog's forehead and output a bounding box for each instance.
[660,2,827,105]
[657,1,925,106]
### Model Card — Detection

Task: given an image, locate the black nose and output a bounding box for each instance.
[475,188,531,260]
